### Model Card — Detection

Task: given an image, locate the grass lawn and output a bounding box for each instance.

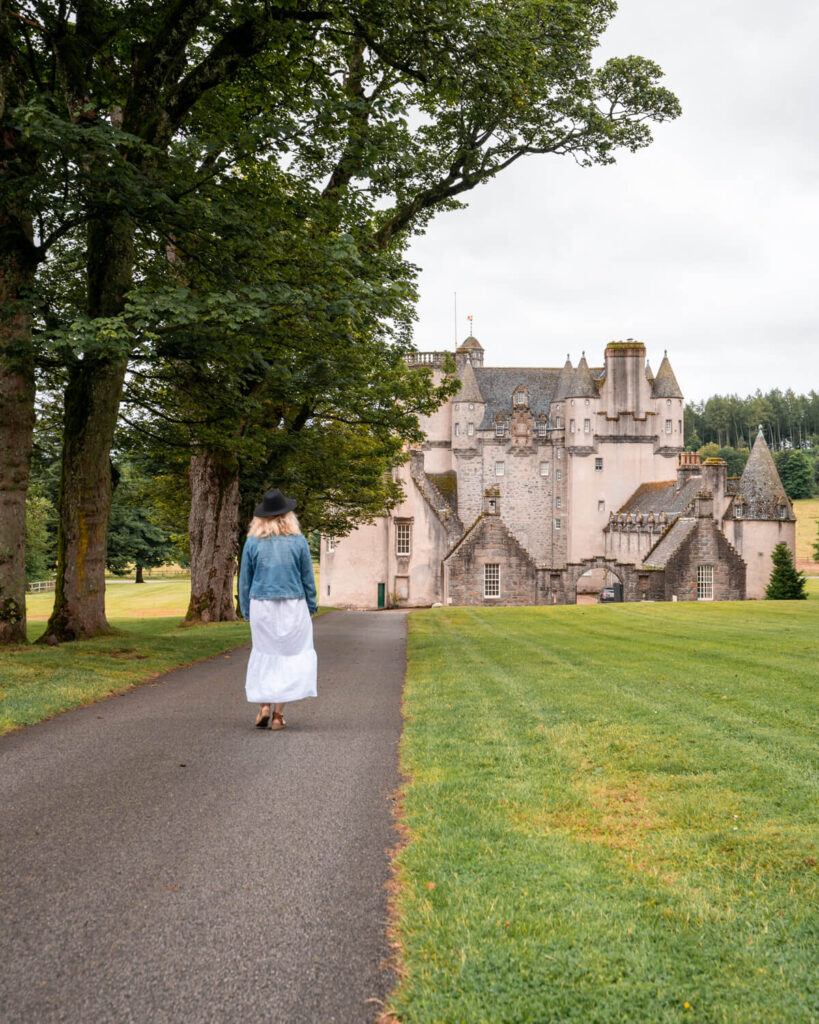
[26,578,195,623]
[793,498,819,570]
[7,567,324,735]
[1,617,251,735]
[389,601,818,1024]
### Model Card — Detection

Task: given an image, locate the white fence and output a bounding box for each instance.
[27,580,56,593]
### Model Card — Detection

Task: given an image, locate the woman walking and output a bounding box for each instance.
[239,488,318,731]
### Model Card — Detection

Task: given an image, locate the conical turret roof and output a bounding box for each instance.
[554,355,574,401]
[455,354,484,403]
[651,351,683,398]
[566,353,598,398]
[732,429,795,520]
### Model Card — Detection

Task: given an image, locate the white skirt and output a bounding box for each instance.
[245,598,317,704]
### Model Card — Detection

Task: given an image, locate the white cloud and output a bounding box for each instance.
[407,0,819,401]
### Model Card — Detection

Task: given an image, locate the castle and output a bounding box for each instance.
[320,337,796,608]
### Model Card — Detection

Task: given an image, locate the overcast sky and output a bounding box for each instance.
[406,0,819,403]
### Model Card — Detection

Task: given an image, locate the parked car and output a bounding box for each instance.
[598,587,617,603]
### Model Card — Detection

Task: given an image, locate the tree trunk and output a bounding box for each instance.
[184,450,239,624]
[41,212,134,641]
[0,219,37,645]
[135,564,144,583]
[41,357,129,640]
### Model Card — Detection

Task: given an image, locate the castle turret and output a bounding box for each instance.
[651,351,683,399]
[724,428,796,598]
[455,334,484,368]
[566,352,598,399]
[554,355,574,401]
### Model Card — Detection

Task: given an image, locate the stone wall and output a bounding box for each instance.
[445,516,538,606]
[662,519,746,601]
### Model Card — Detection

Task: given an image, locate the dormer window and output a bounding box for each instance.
[734,499,744,519]
[513,386,528,408]
[494,414,507,437]
[536,418,548,437]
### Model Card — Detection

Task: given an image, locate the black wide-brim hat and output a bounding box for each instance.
[254,487,298,518]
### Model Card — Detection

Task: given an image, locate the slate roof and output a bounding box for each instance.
[565,354,599,398]
[553,357,575,401]
[651,352,683,398]
[730,431,795,520]
[642,517,698,568]
[618,477,702,517]
[473,367,562,428]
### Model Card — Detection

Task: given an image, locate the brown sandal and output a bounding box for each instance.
[270,711,286,731]
[254,707,270,729]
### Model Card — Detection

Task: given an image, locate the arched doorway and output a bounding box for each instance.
[568,559,627,605]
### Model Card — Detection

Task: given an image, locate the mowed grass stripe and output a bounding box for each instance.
[389,603,818,1024]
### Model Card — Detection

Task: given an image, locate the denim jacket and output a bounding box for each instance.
[239,533,317,620]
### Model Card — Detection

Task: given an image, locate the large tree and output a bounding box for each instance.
[2,0,680,642]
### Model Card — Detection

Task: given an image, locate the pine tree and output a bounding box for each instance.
[765,543,807,600]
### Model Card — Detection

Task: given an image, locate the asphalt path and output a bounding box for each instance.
[1,610,407,1024]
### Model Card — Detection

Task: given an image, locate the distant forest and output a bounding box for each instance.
[684,390,819,451]
[683,389,818,499]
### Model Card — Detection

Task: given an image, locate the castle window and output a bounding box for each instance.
[557,447,563,459]
[734,499,744,519]
[555,496,562,509]
[555,416,563,429]
[327,537,335,553]
[488,498,497,514]
[468,403,475,410]
[585,399,590,406]
[484,563,500,598]
[697,564,714,601]
[395,522,412,556]
[584,418,591,434]
[665,419,672,434]
[540,462,549,477]
[556,469,562,482]
[679,420,682,434]
[667,399,672,406]
[598,500,605,513]
[495,461,505,477]
[467,422,475,436]
[454,422,460,436]
[595,457,603,471]
[555,518,561,530]
[570,419,576,433]
[495,421,506,437]
[514,388,528,407]
[537,420,548,437]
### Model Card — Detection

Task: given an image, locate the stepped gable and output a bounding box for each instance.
[553,355,574,401]
[642,517,698,568]
[455,355,484,403]
[474,366,561,429]
[566,353,599,398]
[651,351,683,398]
[730,429,795,520]
[618,477,702,517]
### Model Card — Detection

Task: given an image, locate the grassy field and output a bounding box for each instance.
[8,570,323,735]
[1,617,251,735]
[794,498,819,570]
[389,601,818,1024]
[26,579,195,623]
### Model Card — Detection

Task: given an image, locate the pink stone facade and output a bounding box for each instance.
[321,338,795,608]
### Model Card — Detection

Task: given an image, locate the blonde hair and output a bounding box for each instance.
[248,511,301,538]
